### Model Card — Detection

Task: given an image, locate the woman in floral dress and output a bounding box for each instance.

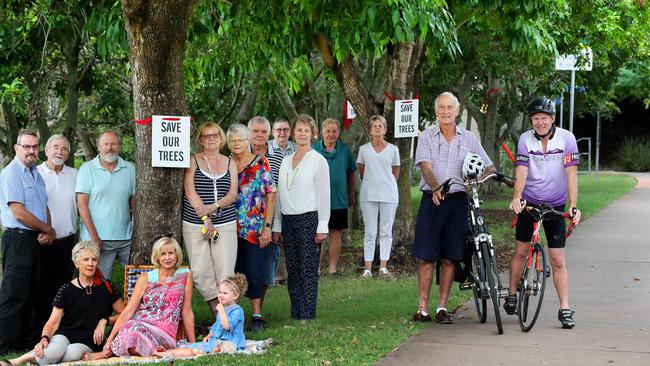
[227,123,276,332]
[103,237,196,357]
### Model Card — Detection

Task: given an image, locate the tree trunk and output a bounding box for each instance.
[1,103,19,157]
[276,83,298,122]
[122,0,195,264]
[75,129,98,160]
[62,34,81,166]
[315,33,425,266]
[27,71,50,161]
[234,83,257,123]
[382,41,425,266]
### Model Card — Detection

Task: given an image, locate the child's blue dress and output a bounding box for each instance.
[183,304,246,352]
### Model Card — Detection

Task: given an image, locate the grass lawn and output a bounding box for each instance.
[0,174,637,365]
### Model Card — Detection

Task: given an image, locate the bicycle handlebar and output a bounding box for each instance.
[433,172,515,196]
[515,202,576,238]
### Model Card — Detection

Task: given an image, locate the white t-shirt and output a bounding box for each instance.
[37,163,78,238]
[273,150,330,234]
[357,142,400,203]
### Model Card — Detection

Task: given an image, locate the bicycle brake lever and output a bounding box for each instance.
[441,179,451,196]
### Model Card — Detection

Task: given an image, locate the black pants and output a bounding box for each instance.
[282,211,320,320]
[0,229,40,355]
[28,235,77,345]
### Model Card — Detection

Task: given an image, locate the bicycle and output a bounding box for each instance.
[512,203,576,332]
[435,171,513,335]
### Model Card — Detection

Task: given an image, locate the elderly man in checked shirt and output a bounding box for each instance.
[410,92,494,324]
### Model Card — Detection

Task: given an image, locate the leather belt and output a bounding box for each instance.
[53,234,76,243]
[6,228,39,238]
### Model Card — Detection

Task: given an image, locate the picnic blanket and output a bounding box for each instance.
[55,338,273,365]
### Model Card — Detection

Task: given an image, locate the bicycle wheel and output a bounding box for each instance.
[471,253,487,323]
[481,244,503,335]
[517,244,547,332]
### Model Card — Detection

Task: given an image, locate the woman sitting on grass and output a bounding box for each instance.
[1,241,124,365]
[88,236,196,359]
[154,273,248,357]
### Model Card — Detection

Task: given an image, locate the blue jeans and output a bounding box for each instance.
[99,240,131,281]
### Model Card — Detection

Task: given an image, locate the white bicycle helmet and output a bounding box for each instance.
[462,153,486,179]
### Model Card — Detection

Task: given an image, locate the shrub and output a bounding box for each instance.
[617,137,650,172]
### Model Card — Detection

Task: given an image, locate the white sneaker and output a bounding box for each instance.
[361,269,372,278]
[379,267,392,277]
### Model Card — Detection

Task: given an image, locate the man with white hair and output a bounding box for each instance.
[75,131,135,280]
[32,134,78,340]
[411,92,494,324]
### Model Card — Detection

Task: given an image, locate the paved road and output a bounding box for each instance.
[377,173,650,366]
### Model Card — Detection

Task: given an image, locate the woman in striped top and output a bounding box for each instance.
[182,122,238,316]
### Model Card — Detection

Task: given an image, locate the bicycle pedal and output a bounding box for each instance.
[459,282,473,290]
[498,288,509,298]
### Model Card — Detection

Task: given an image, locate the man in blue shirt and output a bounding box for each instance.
[0,129,57,355]
[76,131,135,281]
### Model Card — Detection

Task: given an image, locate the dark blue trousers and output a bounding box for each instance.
[0,229,40,354]
[282,211,320,320]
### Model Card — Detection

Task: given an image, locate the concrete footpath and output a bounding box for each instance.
[377,173,650,366]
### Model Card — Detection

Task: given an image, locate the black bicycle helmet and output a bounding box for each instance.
[527,97,555,116]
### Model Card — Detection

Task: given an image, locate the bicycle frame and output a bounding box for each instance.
[528,221,544,273]
[466,179,507,300]
[516,204,575,331]
[436,172,513,334]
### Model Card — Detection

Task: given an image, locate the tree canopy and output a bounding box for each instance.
[1,0,648,259]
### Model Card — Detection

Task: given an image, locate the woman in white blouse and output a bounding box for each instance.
[357,115,400,278]
[272,114,330,320]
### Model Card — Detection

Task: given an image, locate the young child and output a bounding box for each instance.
[154,273,248,357]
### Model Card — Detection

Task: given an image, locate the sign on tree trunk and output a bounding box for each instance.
[151,115,191,168]
[394,99,418,138]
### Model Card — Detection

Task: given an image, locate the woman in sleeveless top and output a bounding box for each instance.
[227,123,276,332]
[182,122,238,316]
[103,237,196,357]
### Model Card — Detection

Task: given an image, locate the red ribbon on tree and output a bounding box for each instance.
[134,117,153,125]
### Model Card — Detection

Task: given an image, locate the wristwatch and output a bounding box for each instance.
[264,222,272,228]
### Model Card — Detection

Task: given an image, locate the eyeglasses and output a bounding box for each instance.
[202,134,221,140]
[19,144,39,151]
[273,128,290,132]
[228,139,247,144]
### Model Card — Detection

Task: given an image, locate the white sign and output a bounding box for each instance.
[394,99,418,138]
[346,100,356,119]
[151,115,191,168]
[555,47,593,71]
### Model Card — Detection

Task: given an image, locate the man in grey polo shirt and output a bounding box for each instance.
[76,131,135,281]
[0,129,56,354]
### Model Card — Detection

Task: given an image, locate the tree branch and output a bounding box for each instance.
[313,33,337,70]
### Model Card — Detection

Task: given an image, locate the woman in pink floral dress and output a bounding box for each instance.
[103,237,196,357]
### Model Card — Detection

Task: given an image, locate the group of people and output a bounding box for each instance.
[0,91,582,362]
[410,92,581,330]
[0,110,401,362]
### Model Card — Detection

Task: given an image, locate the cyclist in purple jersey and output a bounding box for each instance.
[505,97,582,329]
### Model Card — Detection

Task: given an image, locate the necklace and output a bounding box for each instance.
[77,277,92,295]
[285,166,299,191]
[286,152,306,191]
[202,153,221,216]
